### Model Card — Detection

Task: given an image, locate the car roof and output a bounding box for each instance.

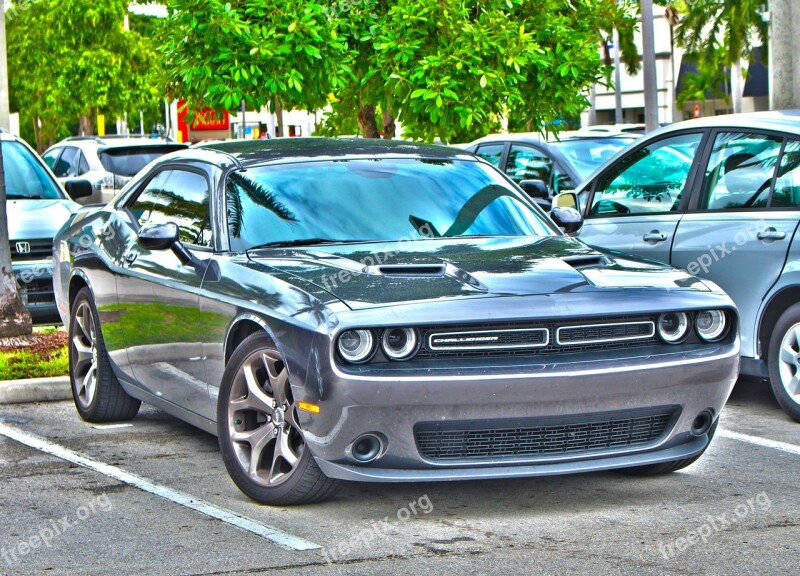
[650,110,800,137]
[192,137,476,168]
[52,136,182,150]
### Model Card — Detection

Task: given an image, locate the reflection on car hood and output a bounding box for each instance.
[7,199,78,241]
[248,236,707,310]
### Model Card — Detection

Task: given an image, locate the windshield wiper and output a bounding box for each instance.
[248,238,347,250]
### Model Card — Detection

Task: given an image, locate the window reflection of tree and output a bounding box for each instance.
[226,172,298,239]
[142,190,213,247]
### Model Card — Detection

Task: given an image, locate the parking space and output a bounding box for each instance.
[1,378,798,575]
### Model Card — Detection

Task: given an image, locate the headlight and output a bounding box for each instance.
[337,329,375,363]
[381,328,419,361]
[657,312,689,343]
[695,310,727,342]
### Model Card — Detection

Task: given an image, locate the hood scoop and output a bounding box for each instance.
[561,254,611,270]
[375,264,445,277]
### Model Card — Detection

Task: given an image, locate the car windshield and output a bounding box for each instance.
[549,137,637,180]
[2,141,63,200]
[226,158,555,251]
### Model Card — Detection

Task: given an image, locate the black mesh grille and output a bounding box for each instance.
[414,408,677,461]
[11,239,52,261]
[415,316,659,359]
[557,321,654,345]
[429,328,547,350]
[17,278,54,304]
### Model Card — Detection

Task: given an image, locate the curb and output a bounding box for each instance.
[0,376,71,404]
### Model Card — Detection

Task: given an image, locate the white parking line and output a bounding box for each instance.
[0,422,320,551]
[718,428,800,456]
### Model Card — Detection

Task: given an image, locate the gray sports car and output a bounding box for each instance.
[53,139,739,505]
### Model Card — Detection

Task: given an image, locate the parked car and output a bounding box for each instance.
[464,131,639,208]
[553,110,800,422]
[54,138,738,505]
[42,136,187,205]
[1,130,91,323]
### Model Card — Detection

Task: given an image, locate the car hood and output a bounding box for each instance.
[7,199,78,241]
[247,236,707,310]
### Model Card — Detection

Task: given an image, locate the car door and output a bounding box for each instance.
[577,131,706,264]
[671,131,800,359]
[115,166,216,419]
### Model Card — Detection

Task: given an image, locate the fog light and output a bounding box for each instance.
[696,310,727,342]
[337,329,375,363]
[658,312,689,343]
[381,327,419,361]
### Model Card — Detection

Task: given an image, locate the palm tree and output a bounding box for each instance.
[674,0,767,114]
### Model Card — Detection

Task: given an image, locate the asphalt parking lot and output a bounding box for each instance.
[1,377,798,576]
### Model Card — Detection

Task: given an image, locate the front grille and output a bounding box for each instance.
[557,321,655,345]
[415,407,677,461]
[16,278,54,305]
[414,316,659,359]
[11,239,52,261]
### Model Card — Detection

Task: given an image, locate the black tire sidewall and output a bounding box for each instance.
[767,303,800,422]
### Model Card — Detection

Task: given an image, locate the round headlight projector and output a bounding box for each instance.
[695,310,727,342]
[658,312,689,343]
[381,328,419,361]
[337,329,375,363]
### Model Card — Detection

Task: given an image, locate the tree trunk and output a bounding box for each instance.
[0,138,33,338]
[357,105,380,138]
[731,59,744,114]
[79,112,94,136]
[381,107,396,140]
[274,100,285,137]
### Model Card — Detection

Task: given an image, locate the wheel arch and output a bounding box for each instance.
[224,314,275,365]
[68,270,92,310]
[758,285,800,361]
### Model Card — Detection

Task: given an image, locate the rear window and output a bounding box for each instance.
[3,141,63,200]
[99,145,186,177]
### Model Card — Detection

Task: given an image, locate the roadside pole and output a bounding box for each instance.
[641,0,659,133]
[0,0,10,132]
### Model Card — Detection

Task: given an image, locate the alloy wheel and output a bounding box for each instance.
[227,349,305,486]
[71,301,99,408]
[777,322,800,405]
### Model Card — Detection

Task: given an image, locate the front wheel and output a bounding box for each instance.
[767,304,800,422]
[217,332,339,505]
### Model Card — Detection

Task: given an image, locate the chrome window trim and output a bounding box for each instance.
[556,321,655,346]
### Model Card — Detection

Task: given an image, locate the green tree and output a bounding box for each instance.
[6,0,161,151]
[674,0,767,114]
[161,0,635,142]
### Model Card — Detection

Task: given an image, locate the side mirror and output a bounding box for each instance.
[138,222,179,251]
[553,191,578,209]
[551,206,583,235]
[64,179,93,200]
[519,179,549,200]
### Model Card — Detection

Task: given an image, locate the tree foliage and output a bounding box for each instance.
[6,0,161,151]
[161,0,638,142]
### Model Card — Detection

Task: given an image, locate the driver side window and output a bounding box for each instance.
[590,133,703,217]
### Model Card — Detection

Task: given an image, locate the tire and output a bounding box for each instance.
[217,332,339,505]
[767,304,800,422]
[69,288,140,422]
[618,419,718,476]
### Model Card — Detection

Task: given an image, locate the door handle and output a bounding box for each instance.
[643,231,667,243]
[757,228,786,241]
[123,251,137,264]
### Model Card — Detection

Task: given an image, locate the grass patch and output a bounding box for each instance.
[0,328,69,380]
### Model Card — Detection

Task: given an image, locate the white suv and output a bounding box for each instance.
[42,136,187,205]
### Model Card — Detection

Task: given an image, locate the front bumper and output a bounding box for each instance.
[298,341,740,482]
[12,259,59,323]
